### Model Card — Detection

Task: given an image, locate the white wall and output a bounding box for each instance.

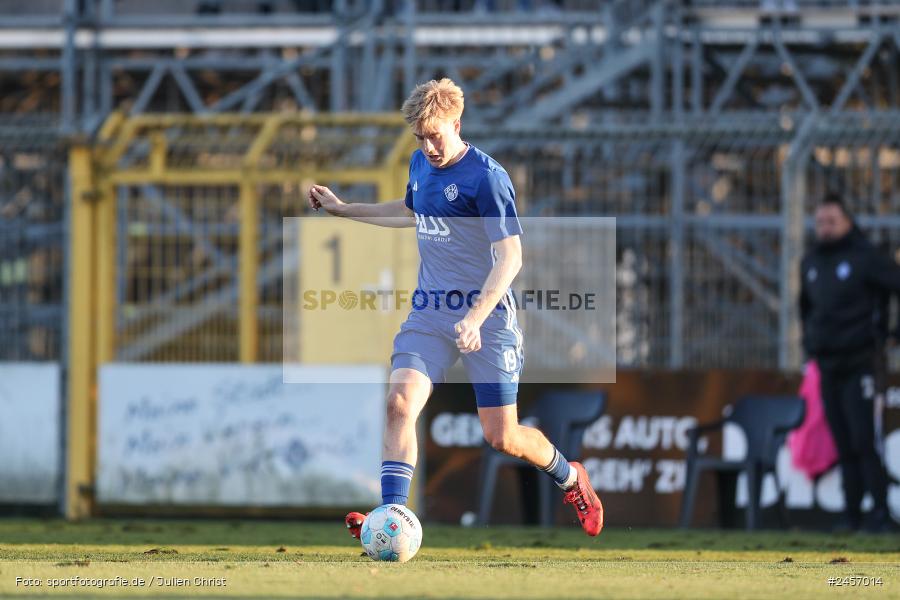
[0,363,61,503]
[97,364,385,507]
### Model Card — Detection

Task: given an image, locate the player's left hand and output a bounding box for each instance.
[454,318,482,354]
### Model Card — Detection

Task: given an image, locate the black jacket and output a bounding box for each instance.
[799,226,900,371]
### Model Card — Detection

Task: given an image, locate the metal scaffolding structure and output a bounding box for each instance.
[3,1,899,128]
[1,0,900,370]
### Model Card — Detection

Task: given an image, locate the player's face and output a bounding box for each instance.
[413,118,462,168]
[814,204,851,242]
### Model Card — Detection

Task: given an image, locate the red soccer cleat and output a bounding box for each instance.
[344,511,367,539]
[563,461,604,536]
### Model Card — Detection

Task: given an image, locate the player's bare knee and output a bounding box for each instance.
[485,429,519,456]
[386,388,415,425]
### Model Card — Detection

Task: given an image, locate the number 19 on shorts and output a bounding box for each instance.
[503,349,518,372]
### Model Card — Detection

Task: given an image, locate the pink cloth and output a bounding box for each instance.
[788,360,839,479]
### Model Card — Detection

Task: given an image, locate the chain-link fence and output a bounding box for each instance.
[83,114,409,365]
[476,114,900,370]
[116,184,241,362]
[0,124,67,361]
[4,113,898,371]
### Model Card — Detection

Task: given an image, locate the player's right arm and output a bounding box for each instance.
[307,184,415,228]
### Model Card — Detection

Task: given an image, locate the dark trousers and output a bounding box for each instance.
[819,361,888,520]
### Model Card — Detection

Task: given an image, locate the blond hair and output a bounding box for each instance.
[401,78,465,131]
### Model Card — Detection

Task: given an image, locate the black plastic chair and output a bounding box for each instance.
[477,390,606,526]
[679,395,805,531]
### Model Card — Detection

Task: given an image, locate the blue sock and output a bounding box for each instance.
[381,460,413,505]
[539,447,577,489]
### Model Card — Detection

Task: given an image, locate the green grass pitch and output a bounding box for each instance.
[0,518,897,599]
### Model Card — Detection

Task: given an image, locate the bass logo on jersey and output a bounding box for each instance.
[415,213,451,237]
[443,183,458,202]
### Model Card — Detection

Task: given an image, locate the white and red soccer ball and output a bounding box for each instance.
[359,504,423,563]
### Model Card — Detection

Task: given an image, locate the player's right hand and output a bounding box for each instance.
[308,184,345,215]
[454,318,482,354]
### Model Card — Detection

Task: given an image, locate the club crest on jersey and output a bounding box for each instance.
[443,183,458,202]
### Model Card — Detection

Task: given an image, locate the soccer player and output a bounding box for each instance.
[307,78,603,537]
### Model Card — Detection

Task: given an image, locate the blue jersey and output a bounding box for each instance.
[404,144,522,319]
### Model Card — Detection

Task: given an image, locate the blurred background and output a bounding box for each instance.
[0,0,898,530]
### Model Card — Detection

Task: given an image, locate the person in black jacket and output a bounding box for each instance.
[799,194,900,533]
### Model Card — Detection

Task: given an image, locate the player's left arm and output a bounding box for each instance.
[455,168,523,354]
[455,235,522,353]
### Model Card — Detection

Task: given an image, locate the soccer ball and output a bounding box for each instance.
[359,504,422,563]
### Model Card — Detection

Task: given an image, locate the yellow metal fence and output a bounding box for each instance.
[66,112,416,518]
